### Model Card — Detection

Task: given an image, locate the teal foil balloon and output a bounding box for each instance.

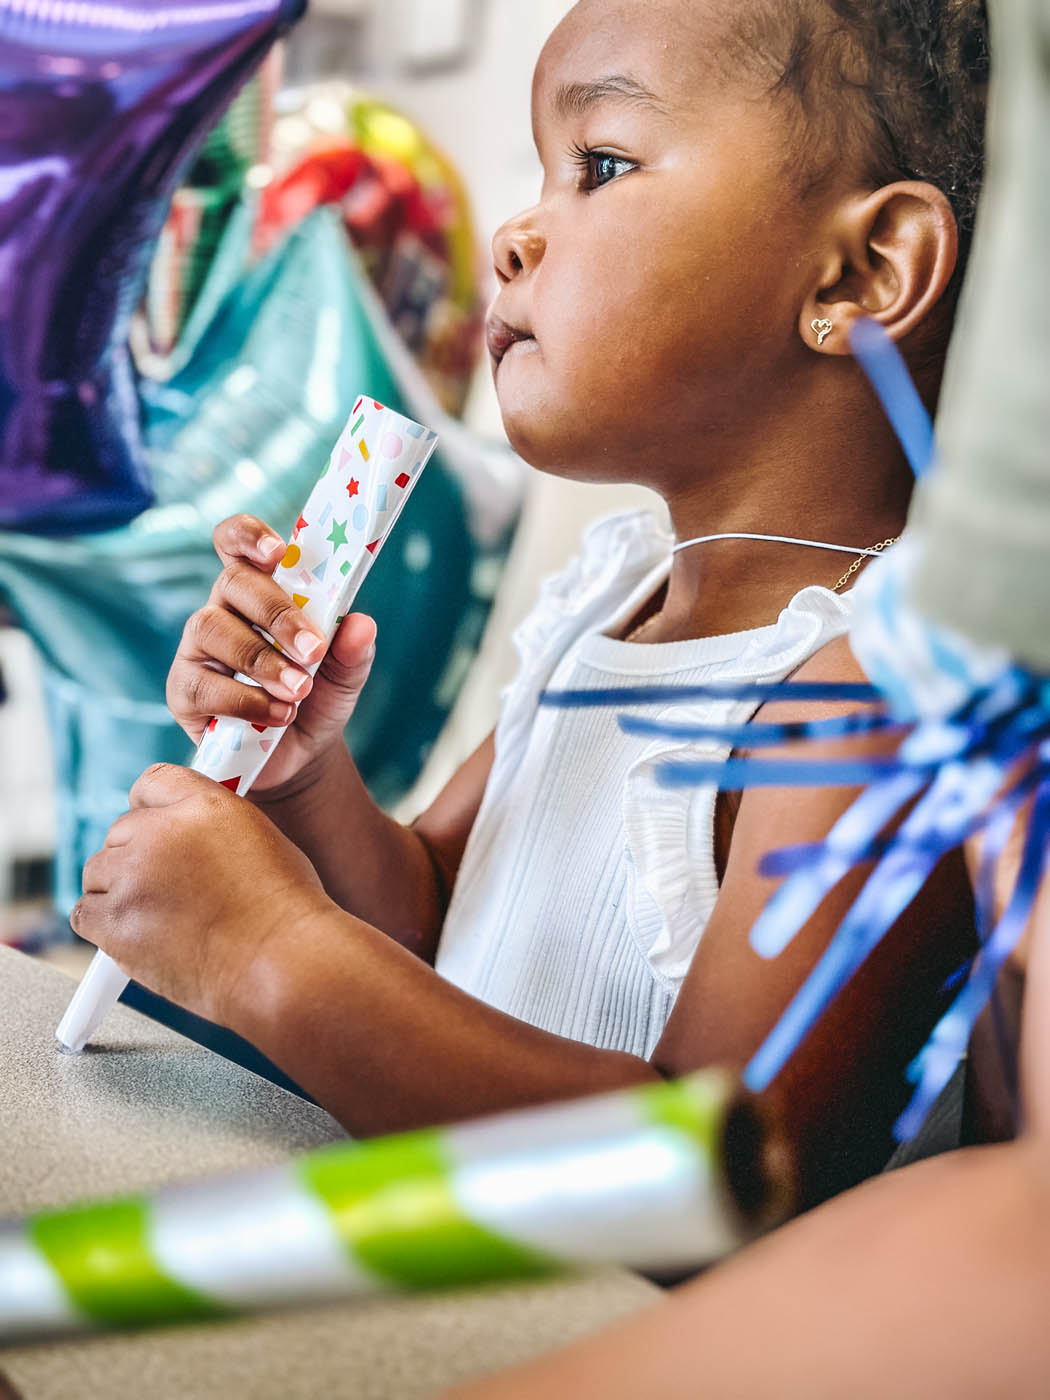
[0,209,513,910]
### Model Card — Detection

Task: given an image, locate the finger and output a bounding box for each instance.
[82,848,117,894]
[210,561,325,667]
[318,613,377,695]
[167,660,297,735]
[329,612,378,668]
[104,811,139,848]
[212,514,286,572]
[69,894,105,949]
[182,604,316,701]
[129,763,216,811]
[291,614,377,739]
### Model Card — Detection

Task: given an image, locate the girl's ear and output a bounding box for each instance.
[800,181,959,355]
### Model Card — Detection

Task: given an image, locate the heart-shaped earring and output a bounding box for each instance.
[811,317,833,347]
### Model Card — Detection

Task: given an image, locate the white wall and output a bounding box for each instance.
[0,628,56,904]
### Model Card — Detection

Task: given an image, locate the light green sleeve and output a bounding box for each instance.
[910,0,1050,670]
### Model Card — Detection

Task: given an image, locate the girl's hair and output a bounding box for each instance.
[734,1,990,275]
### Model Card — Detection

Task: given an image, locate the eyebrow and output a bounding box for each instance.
[550,74,669,120]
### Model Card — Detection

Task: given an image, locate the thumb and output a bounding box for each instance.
[129,763,216,810]
[294,613,377,737]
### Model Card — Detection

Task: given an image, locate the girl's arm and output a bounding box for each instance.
[237,897,657,1135]
[72,762,658,1136]
[250,732,495,963]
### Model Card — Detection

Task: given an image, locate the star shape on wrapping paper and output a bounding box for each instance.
[327,518,349,550]
[346,478,359,498]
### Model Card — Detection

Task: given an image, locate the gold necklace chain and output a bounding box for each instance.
[832,536,900,592]
[624,611,662,644]
[624,535,901,641]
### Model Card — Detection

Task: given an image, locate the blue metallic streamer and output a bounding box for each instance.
[894,771,1050,1139]
[849,320,936,478]
[972,783,1032,1131]
[540,682,882,709]
[619,711,903,745]
[658,757,918,788]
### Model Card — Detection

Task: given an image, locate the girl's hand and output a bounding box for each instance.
[166,513,377,792]
[71,764,333,1025]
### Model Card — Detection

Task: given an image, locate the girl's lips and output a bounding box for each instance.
[486,314,535,365]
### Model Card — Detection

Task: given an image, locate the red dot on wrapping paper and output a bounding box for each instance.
[395,472,410,489]
[382,433,403,459]
[346,478,359,498]
[219,778,240,793]
[373,400,383,410]
[365,540,379,554]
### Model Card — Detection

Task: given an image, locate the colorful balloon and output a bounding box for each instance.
[0,0,304,535]
[259,86,484,415]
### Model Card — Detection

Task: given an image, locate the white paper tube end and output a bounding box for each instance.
[55,952,130,1054]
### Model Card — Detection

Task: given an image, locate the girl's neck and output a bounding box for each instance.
[640,388,913,641]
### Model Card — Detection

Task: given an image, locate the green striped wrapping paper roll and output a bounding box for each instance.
[0,1072,791,1342]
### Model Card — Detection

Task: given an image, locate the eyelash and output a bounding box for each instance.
[567,143,636,191]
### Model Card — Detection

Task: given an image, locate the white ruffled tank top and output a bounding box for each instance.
[434,511,853,1060]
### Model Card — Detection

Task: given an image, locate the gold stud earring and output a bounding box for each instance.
[811,317,833,347]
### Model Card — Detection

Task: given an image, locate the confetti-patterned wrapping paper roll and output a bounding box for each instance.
[55,398,438,1055]
[0,1072,792,1342]
[193,397,438,796]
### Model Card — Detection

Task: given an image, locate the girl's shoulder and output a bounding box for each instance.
[510,508,673,676]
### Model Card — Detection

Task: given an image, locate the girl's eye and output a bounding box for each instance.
[569,146,635,191]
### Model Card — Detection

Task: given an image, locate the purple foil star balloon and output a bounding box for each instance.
[0,0,304,534]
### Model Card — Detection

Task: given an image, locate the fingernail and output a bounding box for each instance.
[269,701,295,725]
[295,632,324,664]
[259,534,284,562]
[281,667,310,698]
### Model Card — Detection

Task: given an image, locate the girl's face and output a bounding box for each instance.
[487,0,831,486]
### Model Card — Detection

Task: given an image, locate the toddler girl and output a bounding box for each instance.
[74,0,988,1205]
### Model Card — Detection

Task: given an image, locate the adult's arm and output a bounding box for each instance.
[445,871,1050,1400]
[446,1137,1050,1400]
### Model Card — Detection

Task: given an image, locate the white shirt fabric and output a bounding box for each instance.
[434,511,854,1060]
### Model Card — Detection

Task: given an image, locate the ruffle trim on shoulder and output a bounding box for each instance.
[624,745,723,988]
[484,511,672,809]
[509,510,673,680]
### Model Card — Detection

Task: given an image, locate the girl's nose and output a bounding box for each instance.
[492,211,546,284]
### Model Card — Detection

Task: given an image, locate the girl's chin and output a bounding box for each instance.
[495,360,638,479]
[499,409,634,484]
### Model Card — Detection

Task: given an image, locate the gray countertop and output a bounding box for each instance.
[0,947,657,1400]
